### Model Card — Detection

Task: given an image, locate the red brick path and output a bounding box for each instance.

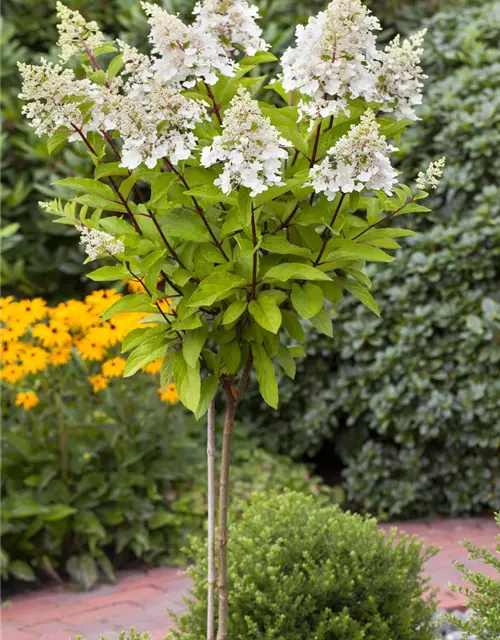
[2,518,498,640]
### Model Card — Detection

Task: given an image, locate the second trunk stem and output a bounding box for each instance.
[207,401,216,640]
[216,386,238,640]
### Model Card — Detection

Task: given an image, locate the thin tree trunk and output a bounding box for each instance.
[216,385,237,640]
[207,400,216,640]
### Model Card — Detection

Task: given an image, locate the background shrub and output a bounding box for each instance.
[168,492,438,639]
[445,514,500,640]
[242,0,500,518]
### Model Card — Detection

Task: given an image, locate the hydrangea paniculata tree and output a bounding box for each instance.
[19,1,444,637]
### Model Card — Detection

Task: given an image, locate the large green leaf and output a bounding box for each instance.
[249,296,282,334]
[173,351,201,413]
[187,272,247,308]
[182,325,208,368]
[291,283,324,320]
[252,343,278,409]
[264,263,332,282]
[162,210,211,243]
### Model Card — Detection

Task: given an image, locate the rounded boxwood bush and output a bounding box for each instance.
[168,492,438,640]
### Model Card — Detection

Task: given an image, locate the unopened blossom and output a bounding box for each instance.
[107,83,207,169]
[415,157,445,191]
[375,30,427,120]
[280,0,381,124]
[141,2,235,87]
[55,1,105,63]
[201,87,290,196]
[192,0,268,56]
[309,110,398,198]
[18,59,96,137]
[78,225,125,260]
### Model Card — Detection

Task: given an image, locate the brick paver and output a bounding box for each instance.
[2,518,497,640]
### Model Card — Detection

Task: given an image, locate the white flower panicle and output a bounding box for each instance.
[376,30,427,120]
[309,110,398,199]
[78,225,125,260]
[201,88,290,196]
[415,157,445,191]
[141,2,236,87]
[192,0,268,56]
[107,83,208,170]
[18,59,95,136]
[280,0,381,123]
[55,2,105,63]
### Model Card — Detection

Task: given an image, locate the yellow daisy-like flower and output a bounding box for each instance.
[88,374,108,393]
[15,391,39,410]
[11,298,48,327]
[1,341,25,365]
[1,325,25,343]
[157,298,173,315]
[102,356,126,378]
[1,364,24,384]
[49,345,72,366]
[158,383,179,405]
[76,337,106,361]
[85,289,121,316]
[32,321,71,348]
[145,359,162,375]
[20,346,49,374]
[125,279,146,294]
[49,300,96,331]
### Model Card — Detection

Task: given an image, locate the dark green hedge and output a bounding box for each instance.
[242,0,500,518]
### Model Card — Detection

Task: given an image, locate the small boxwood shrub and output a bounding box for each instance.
[168,492,438,640]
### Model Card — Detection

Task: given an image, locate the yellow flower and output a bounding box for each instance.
[1,341,26,365]
[102,356,126,378]
[76,337,106,361]
[0,325,25,343]
[157,298,173,315]
[6,298,48,329]
[32,321,71,348]
[158,383,179,404]
[125,279,146,294]
[15,391,39,410]
[85,289,121,315]
[1,364,24,384]
[20,346,49,374]
[49,345,72,366]
[88,374,108,392]
[145,359,162,375]
[49,300,96,331]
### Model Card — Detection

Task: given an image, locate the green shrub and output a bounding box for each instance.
[242,0,500,518]
[1,369,326,590]
[168,492,438,639]
[445,514,500,639]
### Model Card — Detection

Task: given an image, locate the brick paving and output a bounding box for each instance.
[2,518,497,640]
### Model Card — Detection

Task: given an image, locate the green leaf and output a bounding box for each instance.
[261,236,311,258]
[102,294,152,320]
[183,325,208,368]
[195,375,218,420]
[95,162,129,180]
[149,173,176,206]
[252,343,278,409]
[249,296,282,334]
[223,300,247,325]
[173,351,201,413]
[43,505,77,521]
[281,310,305,342]
[9,560,36,582]
[87,265,129,282]
[54,178,116,201]
[148,511,176,529]
[162,210,211,243]
[253,178,306,208]
[338,277,380,317]
[264,263,332,282]
[47,129,71,154]
[107,53,124,79]
[276,345,296,379]
[238,187,252,229]
[325,243,395,263]
[66,554,98,591]
[310,306,333,337]
[187,272,247,308]
[185,185,236,206]
[96,553,116,584]
[220,340,241,374]
[291,283,324,320]
[124,338,168,377]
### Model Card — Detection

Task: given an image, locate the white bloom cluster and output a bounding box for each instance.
[107,83,208,169]
[192,0,268,56]
[116,41,154,100]
[280,0,381,124]
[201,88,290,196]
[415,157,446,191]
[55,1,105,63]
[309,110,397,198]
[141,2,235,87]
[78,225,125,260]
[376,30,427,121]
[18,59,95,136]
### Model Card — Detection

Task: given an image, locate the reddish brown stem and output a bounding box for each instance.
[313,193,346,266]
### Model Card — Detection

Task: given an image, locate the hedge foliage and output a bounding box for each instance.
[243,0,500,517]
[168,492,438,639]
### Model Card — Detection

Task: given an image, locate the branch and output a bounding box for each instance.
[351,195,417,241]
[313,192,346,266]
